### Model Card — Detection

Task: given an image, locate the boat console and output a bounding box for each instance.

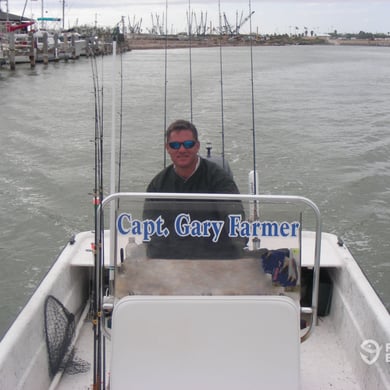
[95,192,321,389]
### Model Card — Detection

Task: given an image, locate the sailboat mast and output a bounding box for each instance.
[62,0,65,30]
[41,0,44,28]
[3,0,9,17]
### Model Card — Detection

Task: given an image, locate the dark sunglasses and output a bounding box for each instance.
[168,140,197,150]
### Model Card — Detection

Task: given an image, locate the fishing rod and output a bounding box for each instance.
[90,52,104,390]
[187,0,193,122]
[91,39,121,389]
[248,0,259,219]
[117,46,124,204]
[163,0,168,168]
[90,51,105,209]
[218,0,226,169]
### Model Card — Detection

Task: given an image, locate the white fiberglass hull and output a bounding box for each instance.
[0,230,389,389]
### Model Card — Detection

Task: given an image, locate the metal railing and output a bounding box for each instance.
[95,192,321,349]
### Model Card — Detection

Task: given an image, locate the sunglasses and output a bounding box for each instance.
[168,140,197,150]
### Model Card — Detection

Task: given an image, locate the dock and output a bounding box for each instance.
[0,29,130,70]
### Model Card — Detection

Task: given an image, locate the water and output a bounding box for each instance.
[0,45,389,339]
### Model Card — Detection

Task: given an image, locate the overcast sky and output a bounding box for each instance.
[5,1,390,35]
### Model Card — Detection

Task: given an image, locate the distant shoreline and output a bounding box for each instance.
[124,35,390,50]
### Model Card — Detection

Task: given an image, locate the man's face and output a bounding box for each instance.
[166,130,200,170]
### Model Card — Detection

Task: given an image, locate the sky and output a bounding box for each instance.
[4,0,390,35]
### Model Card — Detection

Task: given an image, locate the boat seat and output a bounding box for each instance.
[110,295,300,390]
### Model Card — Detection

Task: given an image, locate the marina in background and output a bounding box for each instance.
[2,5,390,69]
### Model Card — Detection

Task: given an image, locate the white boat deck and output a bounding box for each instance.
[56,230,369,389]
[301,316,362,389]
[56,310,362,389]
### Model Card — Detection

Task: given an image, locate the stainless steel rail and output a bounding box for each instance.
[97,192,321,341]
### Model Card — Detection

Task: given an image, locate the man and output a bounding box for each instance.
[146,119,239,193]
[144,119,246,259]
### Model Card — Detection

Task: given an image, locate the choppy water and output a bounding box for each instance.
[0,44,389,339]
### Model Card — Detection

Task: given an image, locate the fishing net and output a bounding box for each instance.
[44,295,90,377]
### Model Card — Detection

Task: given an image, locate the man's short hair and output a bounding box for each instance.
[166,120,199,142]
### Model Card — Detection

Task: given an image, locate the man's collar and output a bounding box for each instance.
[174,155,201,181]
